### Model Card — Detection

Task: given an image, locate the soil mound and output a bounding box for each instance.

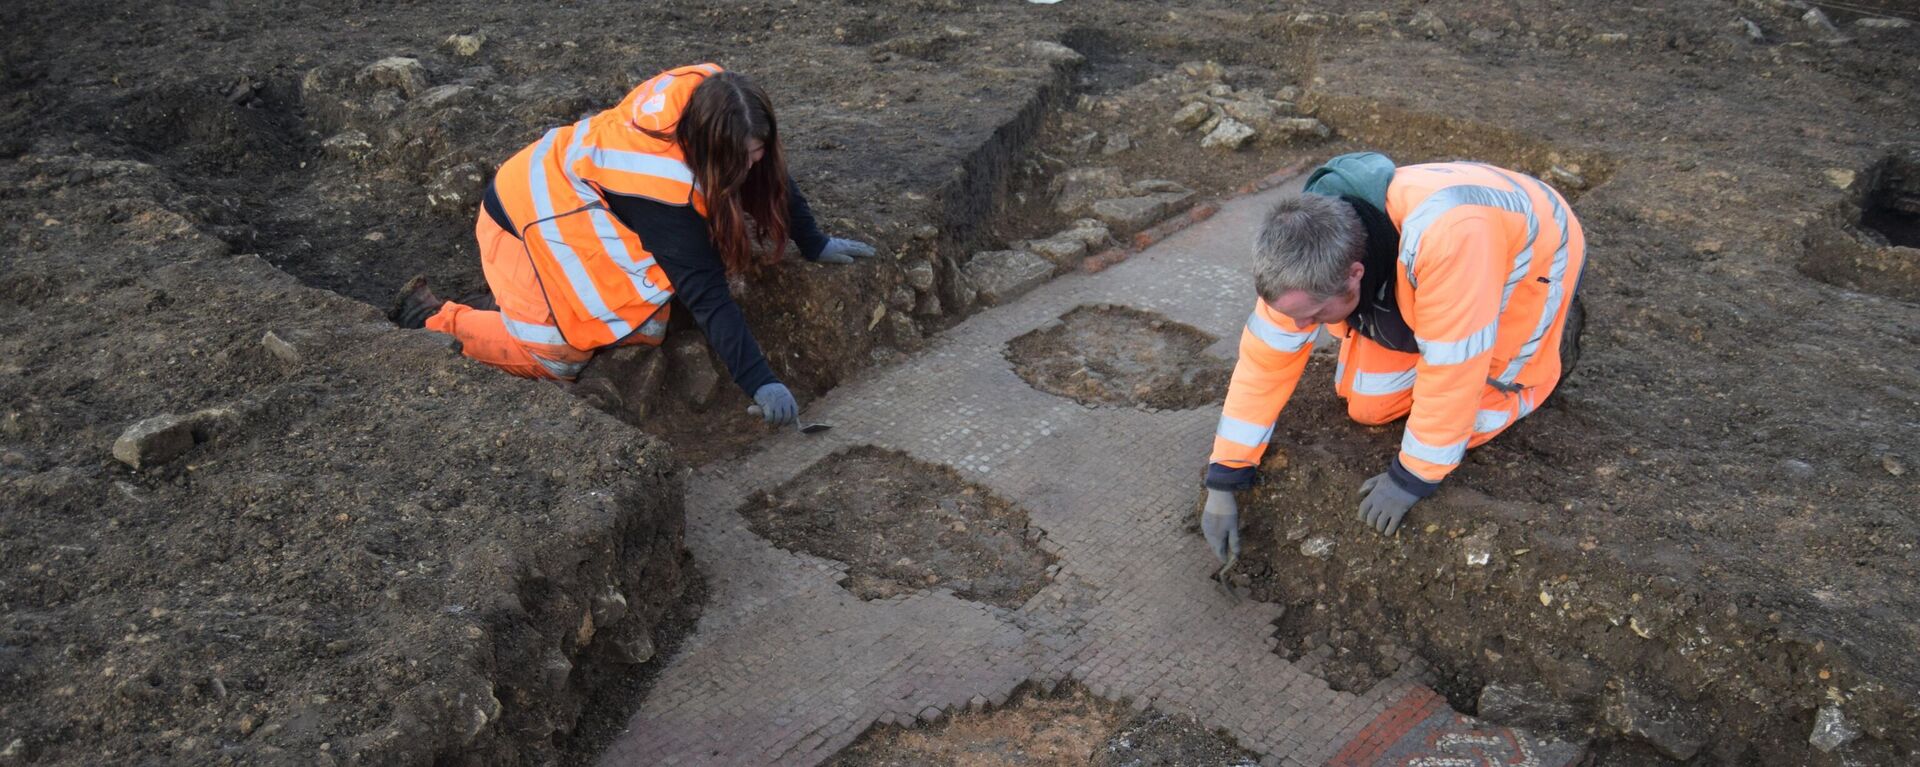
[1006,305,1232,410]
[739,447,1055,608]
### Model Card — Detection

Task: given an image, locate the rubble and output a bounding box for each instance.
[1170,101,1213,131]
[442,33,486,57]
[1200,118,1256,150]
[1019,219,1110,266]
[1809,705,1861,752]
[355,56,428,98]
[111,415,195,469]
[1602,687,1708,761]
[964,250,1054,305]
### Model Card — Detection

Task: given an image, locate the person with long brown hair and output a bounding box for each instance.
[392,63,874,425]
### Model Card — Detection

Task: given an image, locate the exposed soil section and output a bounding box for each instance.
[4,0,1920,765]
[1007,305,1233,411]
[738,447,1055,609]
[1802,148,1920,302]
[0,155,692,765]
[1862,152,1920,248]
[827,683,1257,767]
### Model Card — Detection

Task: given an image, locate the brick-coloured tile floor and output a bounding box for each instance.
[599,174,1582,766]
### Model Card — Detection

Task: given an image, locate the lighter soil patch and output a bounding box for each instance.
[826,684,1257,767]
[738,446,1054,608]
[1006,304,1231,410]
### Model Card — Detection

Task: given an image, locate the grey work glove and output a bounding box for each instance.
[1358,472,1420,536]
[752,382,798,425]
[813,237,876,264]
[1200,489,1241,563]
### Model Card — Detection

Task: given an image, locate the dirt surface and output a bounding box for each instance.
[4,0,1920,764]
[1007,305,1234,411]
[0,155,694,764]
[738,447,1055,608]
[827,684,1257,767]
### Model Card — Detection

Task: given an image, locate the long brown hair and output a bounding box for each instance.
[645,72,790,276]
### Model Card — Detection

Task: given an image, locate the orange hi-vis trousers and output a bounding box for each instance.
[1332,327,1556,446]
[425,210,668,380]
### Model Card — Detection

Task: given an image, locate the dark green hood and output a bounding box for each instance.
[1303,151,1396,209]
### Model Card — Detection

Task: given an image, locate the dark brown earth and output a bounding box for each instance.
[827,683,1257,767]
[738,446,1055,608]
[1006,304,1234,411]
[2,0,1917,765]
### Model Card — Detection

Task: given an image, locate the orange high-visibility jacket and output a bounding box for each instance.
[1209,162,1585,489]
[488,63,724,352]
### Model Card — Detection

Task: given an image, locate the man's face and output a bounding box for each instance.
[1265,261,1365,327]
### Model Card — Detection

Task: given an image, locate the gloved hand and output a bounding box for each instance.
[752,382,798,425]
[814,237,876,264]
[1357,472,1420,536]
[1200,489,1240,563]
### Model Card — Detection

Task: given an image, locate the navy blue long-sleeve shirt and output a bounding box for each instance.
[599,181,831,396]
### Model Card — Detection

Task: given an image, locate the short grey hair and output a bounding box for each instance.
[1252,193,1366,301]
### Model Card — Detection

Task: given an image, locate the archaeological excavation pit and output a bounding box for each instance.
[1802,150,1920,302]
[825,683,1257,767]
[737,446,1055,608]
[1005,304,1232,411]
[1863,152,1920,249]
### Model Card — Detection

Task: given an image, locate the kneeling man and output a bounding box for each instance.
[1202,153,1586,559]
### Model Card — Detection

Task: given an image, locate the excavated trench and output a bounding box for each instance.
[13,5,1916,764]
[1802,149,1920,302]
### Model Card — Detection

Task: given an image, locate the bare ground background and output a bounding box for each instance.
[1,0,1915,764]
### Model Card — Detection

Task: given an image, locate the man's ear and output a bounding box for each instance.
[1349,260,1366,283]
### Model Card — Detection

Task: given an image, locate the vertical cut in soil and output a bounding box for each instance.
[1005,304,1232,410]
[737,446,1054,609]
[825,683,1257,767]
[1801,151,1920,301]
[1863,152,1920,248]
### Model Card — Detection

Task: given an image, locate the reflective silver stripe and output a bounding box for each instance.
[560,122,677,313]
[1334,358,1346,386]
[1468,165,1539,312]
[532,353,586,379]
[1398,183,1534,289]
[587,207,674,305]
[1247,311,1314,353]
[1518,390,1539,418]
[652,74,676,93]
[1400,431,1466,467]
[1215,414,1275,447]
[527,129,632,340]
[588,148,697,186]
[1353,368,1416,396]
[1496,175,1575,386]
[1473,408,1511,434]
[503,316,568,346]
[1417,319,1498,366]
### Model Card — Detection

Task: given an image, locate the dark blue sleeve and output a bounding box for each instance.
[1388,458,1442,498]
[1205,463,1258,492]
[603,192,779,396]
[788,178,830,261]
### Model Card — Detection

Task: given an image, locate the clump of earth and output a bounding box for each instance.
[1006,304,1232,410]
[738,446,1055,608]
[827,683,1257,767]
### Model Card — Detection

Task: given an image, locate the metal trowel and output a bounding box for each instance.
[746,405,832,434]
[1214,551,1241,604]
